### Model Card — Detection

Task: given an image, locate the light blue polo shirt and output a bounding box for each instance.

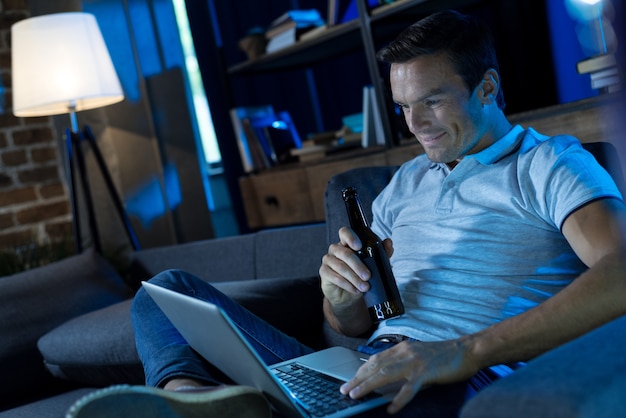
[369,125,622,342]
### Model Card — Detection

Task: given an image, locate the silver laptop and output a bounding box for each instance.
[142,281,394,417]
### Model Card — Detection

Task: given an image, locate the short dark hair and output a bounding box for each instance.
[376,10,506,109]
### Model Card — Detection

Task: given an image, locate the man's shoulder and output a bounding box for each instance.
[520,127,582,154]
[515,127,586,166]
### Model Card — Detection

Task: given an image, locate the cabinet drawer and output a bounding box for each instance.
[240,168,314,229]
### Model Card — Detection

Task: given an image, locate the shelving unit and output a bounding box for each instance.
[224,0,501,229]
[228,0,489,147]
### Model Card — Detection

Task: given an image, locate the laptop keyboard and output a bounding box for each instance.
[273,362,381,417]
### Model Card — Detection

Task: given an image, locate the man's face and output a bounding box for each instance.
[390,54,491,165]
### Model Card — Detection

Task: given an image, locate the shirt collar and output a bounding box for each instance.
[471,125,525,165]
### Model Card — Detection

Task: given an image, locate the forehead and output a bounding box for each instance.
[389,54,464,101]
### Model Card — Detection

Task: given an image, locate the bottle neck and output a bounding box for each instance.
[342,188,369,233]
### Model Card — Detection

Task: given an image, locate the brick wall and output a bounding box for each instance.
[0,0,73,252]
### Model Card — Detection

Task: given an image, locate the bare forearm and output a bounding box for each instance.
[323,297,373,337]
[466,251,626,369]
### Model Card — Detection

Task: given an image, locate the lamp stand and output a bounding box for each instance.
[65,125,141,254]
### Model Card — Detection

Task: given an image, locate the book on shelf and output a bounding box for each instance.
[299,24,328,41]
[290,127,362,162]
[576,53,617,74]
[230,106,274,173]
[361,85,385,148]
[241,117,272,170]
[265,9,325,53]
[265,9,323,39]
[266,27,299,53]
[289,140,329,163]
[231,106,303,172]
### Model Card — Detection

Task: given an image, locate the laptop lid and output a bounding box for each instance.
[141,281,391,417]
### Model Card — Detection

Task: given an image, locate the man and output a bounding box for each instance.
[68,10,626,418]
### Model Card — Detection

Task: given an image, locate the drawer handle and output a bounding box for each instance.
[265,196,279,207]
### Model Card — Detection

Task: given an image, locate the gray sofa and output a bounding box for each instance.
[1,163,625,417]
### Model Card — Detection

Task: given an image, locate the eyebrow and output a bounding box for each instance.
[394,87,445,107]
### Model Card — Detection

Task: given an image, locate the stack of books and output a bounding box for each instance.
[265,9,324,53]
[577,53,622,92]
[290,126,363,163]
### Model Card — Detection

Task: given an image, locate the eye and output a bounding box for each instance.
[424,99,441,108]
[396,103,409,113]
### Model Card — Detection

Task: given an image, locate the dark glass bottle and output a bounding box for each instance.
[342,186,404,322]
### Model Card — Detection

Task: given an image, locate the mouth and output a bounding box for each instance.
[418,131,446,145]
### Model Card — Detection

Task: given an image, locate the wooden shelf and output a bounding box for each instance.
[228,21,362,75]
[228,0,487,76]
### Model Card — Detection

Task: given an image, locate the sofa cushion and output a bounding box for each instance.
[37,299,145,387]
[37,275,324,387]
[0,249,131,409]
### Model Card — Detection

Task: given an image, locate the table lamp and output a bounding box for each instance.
[12,12,140,253]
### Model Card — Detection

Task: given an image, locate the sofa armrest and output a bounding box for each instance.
[460,314,626,418]
[0,249,131,408]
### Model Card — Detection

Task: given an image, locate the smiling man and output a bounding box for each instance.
[321,9,626,416]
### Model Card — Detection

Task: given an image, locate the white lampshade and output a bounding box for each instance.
[11,12,124,117]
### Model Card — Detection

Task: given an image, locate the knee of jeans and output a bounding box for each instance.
[133,269,214,307]
[149,269,190,289]
[131,269,190,317]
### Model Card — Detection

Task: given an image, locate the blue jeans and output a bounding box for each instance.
[131,269,494,417]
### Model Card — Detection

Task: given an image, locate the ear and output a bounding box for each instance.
[478,69,500,105]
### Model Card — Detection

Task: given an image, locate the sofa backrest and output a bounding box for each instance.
[131,223,328,284]
[254,223,327,280]
[324,166,399,246]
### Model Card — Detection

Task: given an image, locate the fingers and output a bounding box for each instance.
[340,344,424,414]
[319,227,372,299]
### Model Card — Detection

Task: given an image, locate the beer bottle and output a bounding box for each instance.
[342,186,404,322]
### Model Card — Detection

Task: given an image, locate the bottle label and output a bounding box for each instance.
[372,301,397,320]
[362,256,390,308]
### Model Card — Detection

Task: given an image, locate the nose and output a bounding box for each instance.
[406,107,430,133]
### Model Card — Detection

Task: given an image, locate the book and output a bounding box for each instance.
[299,24,328,42]
[266,27,299,53]
[266,9,324,38]
[590,74,621,90]
[289,140,329,162]
[230,106,276,173]
[242,118,271,170]
[361,85,385,148]
[576,53,617,74]
[265,20,297,39]
[589,66,619,80]
[327,0,339,26]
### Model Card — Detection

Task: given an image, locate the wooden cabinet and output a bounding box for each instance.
[240,144,423,229]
